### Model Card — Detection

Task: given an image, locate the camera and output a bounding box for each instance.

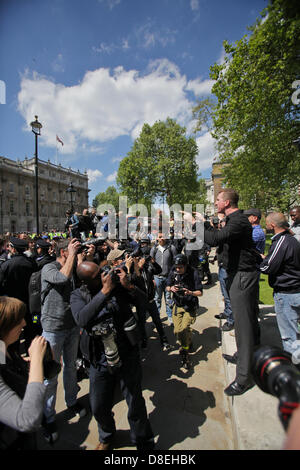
[43,341,62,379]
[77,237,106,253]
[252,345,300,430]
[91,319,122,373]
[101,265,122,284]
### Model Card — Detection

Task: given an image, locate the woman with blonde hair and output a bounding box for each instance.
[0,296,47,449]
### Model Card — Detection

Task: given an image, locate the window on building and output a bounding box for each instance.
[9,183,14,193]
[25,185,30,196]
[9,200,14,214]
[26,202,30,216]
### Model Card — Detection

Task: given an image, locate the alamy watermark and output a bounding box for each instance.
[0,80,6,104]
[95,197,205,251]
[291,80,300,106]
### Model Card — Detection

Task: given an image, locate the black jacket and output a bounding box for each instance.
[204,210,259,273]
[70,283,147,367]
[260,231,300,293]
[0,254,37,305]
[132,260,162,302]
[166,265,202,312]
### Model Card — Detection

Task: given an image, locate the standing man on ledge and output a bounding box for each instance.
[201,189,260,396]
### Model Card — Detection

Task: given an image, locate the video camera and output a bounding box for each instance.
[252,345,300,430]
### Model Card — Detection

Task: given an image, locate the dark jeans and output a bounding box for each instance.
[140,300,167,342]
[89,348,154,450]
[227,270,260,385]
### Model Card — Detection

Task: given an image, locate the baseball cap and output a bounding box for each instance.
[244,208,262,219]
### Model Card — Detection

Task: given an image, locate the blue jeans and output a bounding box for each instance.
[218,267,234,325]
[89,349,154,449]
[154,275,173,320]
[42,326,81,423]
[274,292,300,355]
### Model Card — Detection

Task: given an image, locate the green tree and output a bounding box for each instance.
[117,118,203,208]
[200,0,300,212]
[92,186,121,212]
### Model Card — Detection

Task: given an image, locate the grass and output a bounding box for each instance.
[259,274,274,305]
[259,233,274,306]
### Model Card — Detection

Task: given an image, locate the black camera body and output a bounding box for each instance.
[174,284,186,296]
[77,237,106,253]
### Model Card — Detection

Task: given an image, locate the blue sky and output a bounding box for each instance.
[0,0,267,204]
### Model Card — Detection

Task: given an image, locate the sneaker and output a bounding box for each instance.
[43,421,59,444]
[222,322,234,332]
[67,402,87,418]
[215,313,226,320]
[179,348,190,370]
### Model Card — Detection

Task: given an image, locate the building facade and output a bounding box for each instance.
[0,156,89,234]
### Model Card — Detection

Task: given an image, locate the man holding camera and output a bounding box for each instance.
[131,239,171,351]
[166,254,203,369]
[40,238,90,443]
[70,261,154,451]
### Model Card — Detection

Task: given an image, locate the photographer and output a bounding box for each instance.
[0,296,47,449]
[70,261,154,451]
[40,238,89,443]
[166,254,203,370]
[131,239,171,351]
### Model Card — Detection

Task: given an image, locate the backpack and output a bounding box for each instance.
[28,271,51,318]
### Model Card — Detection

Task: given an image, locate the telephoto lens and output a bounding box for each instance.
[252,345,300,429]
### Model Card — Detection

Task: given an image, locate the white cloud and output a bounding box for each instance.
[98,0,121,10]
[18,60,212,154]
[106,171,117,182]
[186,77,214,96]
[87,169,103,184]
[52,54,64,73]
[196,132,217,172]
[111,156,122,163]
[190,0,199,11]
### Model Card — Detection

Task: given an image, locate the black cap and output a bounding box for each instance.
[174,254,188,266]
[244,208,262,219]
[9,237,28,250]
[35,239,51,249]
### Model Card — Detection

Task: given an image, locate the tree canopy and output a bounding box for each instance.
[194,0,300,212]
[116,117,207,210]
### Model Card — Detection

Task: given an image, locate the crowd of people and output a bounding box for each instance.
[0,198,299,450]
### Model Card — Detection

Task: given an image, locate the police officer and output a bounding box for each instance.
[35,239,56,269]
[166,254,203,369]
[0,237,37,349]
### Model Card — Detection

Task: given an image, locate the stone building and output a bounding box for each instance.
[0,156,89,234]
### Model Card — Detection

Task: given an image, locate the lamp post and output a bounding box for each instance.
[30,115,42,234]
[66,181,76,214]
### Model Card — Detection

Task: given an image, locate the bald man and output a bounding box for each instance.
[260,212,300,356]
[70,261,154,451]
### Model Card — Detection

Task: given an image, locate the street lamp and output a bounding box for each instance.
[30,115,42,234]
[66,181,76,213]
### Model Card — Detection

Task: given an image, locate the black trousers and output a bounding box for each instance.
[89,348,154,450]
[227,270,260,385]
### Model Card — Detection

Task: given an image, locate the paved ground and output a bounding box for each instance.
[37,259,287,451]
